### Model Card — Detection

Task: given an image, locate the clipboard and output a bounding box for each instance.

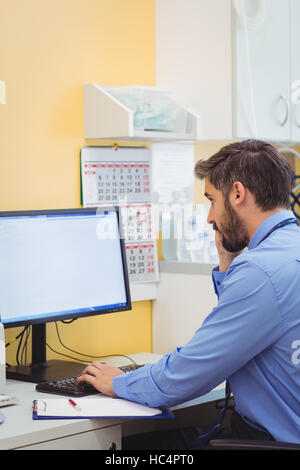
[32,397,174,420]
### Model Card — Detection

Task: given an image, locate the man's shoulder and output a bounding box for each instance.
[229,241,298,280]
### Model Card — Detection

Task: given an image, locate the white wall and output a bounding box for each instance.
[152,270,217,353]
[156,0,233,140]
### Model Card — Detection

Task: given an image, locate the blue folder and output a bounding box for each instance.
[32,400,174,420]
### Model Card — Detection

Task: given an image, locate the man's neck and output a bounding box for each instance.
[245,207,287,242]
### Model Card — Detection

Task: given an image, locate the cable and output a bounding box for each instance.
[21,326,31,365]
[46,340,137,366]
[5,327,28,348]
[16,327,29,366]
[5,326,30,366]
[290,182,300,221]
[45,342,89,363]
[278,147,300,160]
[278,146,300,221]
[47,321,137,365]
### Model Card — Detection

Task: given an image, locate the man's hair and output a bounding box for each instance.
[194,139,292,211]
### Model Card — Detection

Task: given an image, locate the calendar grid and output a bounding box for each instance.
[81,147,159,283]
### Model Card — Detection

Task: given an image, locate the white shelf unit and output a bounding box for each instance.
[83,83,199,141]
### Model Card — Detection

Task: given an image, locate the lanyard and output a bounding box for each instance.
[192,381,232,449]
[257,217,298,247]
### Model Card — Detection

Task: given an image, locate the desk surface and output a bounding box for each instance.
[0,353,225,449]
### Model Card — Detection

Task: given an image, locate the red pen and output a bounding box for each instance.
[68,398,81,411]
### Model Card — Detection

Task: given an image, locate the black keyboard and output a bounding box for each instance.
[35,363,143,397]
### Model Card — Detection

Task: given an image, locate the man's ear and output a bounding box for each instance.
[230,181,245,206]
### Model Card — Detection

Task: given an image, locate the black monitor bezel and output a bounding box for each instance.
[0,206,132,329]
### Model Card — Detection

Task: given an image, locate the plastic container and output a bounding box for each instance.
[161,209,178,261]
[103,85,188,133]
[161,204,218,264]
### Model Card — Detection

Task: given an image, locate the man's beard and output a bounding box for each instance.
[213,199,249,253]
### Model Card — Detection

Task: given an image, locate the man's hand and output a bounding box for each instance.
[78,362,124,397]
[215,230,243,272]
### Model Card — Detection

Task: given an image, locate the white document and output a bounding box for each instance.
[34,395,162,418]
[152,143,194,204]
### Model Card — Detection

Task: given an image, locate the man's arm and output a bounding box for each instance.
[110,259,283,409]
[78,262,282,407]
[77,231,248,402]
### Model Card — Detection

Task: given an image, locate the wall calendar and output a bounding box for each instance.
[81,146,158,283]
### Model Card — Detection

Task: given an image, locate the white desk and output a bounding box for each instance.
[0,353,225,450]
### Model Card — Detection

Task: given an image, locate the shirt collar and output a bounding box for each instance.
[248,209,296,250]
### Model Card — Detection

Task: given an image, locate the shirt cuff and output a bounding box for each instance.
[212,266,226,296]
[113,373,128,399]
[113,363,170,408]
[113,364,152,402]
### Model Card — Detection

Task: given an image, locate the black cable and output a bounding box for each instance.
[16,327,29,366]
[51,321,137,365]
[5,327,28,348]
[16,329,24,365]
[291,191,300,220]
[21,326,31,365]
[46,342,89,363]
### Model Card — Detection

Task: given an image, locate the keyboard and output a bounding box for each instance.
[35,363,143,397]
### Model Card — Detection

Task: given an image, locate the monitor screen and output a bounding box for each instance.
[0,207,131,328]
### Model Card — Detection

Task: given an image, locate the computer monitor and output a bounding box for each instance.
[0,207,131,383]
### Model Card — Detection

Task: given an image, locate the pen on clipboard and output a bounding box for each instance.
[68,398,81,411]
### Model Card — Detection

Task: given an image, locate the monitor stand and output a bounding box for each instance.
[6,359,86,383]
[6,323,86,383]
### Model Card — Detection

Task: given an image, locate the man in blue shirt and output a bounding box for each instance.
[79,139,300,446]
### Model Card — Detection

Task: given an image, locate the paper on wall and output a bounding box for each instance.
[152,143,194,205]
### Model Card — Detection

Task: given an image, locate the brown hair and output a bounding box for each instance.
[195,139,292,211]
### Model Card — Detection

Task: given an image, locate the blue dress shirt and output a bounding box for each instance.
[113,210,300,443]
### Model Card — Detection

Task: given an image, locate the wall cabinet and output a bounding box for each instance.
[84,84,198,141]
[156,0,300,144]
[290,0,300,142]
[235,0,300,142]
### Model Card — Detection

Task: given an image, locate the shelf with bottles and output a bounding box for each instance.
[83,84,199,141]
[160,203,219,265]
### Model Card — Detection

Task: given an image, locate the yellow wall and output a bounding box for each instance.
[194,141,233,204]
[296,147,300,174]
[0,0,155,365]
